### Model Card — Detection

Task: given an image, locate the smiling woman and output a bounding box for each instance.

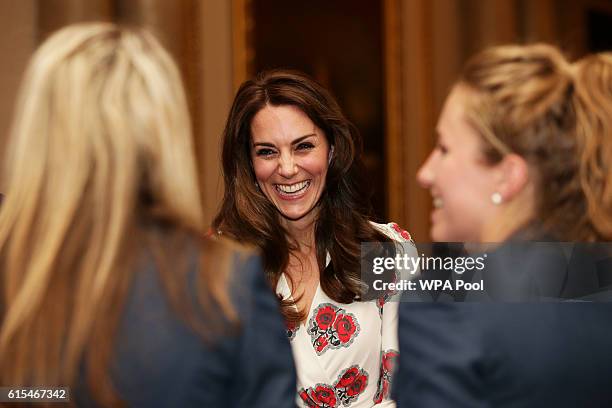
[394,44,612,408]
[214,70,417,407]
[251,104,330,222]
[417,85,515,242]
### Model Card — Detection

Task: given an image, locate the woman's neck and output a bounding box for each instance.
[481,206,533,242]
[278,204,321,250]
[283,215,317,251]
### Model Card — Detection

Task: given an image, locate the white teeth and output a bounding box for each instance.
[433,197,444,209]
[276,181,310,194]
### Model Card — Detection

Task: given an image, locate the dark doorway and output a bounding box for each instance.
[587,7,612,52]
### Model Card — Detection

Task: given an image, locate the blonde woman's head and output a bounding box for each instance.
[419,44,612,242]
[0,22,203,390]
[3,22,202,234]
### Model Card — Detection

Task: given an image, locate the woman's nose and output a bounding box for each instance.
[417,152,436,189]
[278,152,298,178]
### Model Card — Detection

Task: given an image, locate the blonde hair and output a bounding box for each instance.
[573,53,612,240]
[458,44,612,241]
[0,22,234,403]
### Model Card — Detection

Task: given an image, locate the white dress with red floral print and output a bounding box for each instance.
[278,222,417,408]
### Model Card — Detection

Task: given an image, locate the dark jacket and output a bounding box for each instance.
[76,242,296,407]
[394,238,612,408]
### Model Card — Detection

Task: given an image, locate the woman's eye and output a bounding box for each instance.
[296,142,315,151]
[436,143,448,155]
[255,148,276,157]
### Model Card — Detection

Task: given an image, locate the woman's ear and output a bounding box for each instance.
[495,153,531,201]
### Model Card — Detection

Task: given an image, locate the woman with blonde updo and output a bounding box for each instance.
[395,44,612,407]
[417,44,610,243]
[0,23,295,407]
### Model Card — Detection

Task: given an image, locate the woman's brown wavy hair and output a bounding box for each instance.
[213,70,392,323]
[458,44,612,241]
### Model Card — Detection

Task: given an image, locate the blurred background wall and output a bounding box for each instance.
[1,0,611,240]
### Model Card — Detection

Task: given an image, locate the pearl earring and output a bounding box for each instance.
[491,192,503,205]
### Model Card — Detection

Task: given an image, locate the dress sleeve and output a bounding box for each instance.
[231,255,297,408]
[372,222,413,244]
[372,298,400,407]
[371,222,418,407]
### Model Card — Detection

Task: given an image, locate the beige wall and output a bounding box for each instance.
[198,0,235,225]
[0,0,36,189]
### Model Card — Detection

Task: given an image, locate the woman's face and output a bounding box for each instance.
[250,104,330,224]
[417,86,500,242]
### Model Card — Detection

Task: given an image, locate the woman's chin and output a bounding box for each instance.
[278,207,316,223]
[430,224,447,242]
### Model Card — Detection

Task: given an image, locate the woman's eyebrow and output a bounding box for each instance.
[252,141,276,147]
[291,134,316,145]
[252,133,317,148]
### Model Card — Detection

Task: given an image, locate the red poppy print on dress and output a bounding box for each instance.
[376,296,385,317]
[285,319,299,341]
[334,313,357,343]
[299,385,338,408]
[299,366,369,408]
[375,268,400,318]
[308,303,360,355]
[316,305,337,330]
[390,222,411,242]
[373,349,398,404]
[334,365,369,406]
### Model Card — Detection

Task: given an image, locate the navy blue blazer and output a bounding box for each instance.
[76,245,296,407]
[394,240,612,408]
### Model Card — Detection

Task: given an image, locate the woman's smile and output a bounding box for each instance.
[251,104,330,222]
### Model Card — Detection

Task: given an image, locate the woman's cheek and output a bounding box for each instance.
[253,159,275,181]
